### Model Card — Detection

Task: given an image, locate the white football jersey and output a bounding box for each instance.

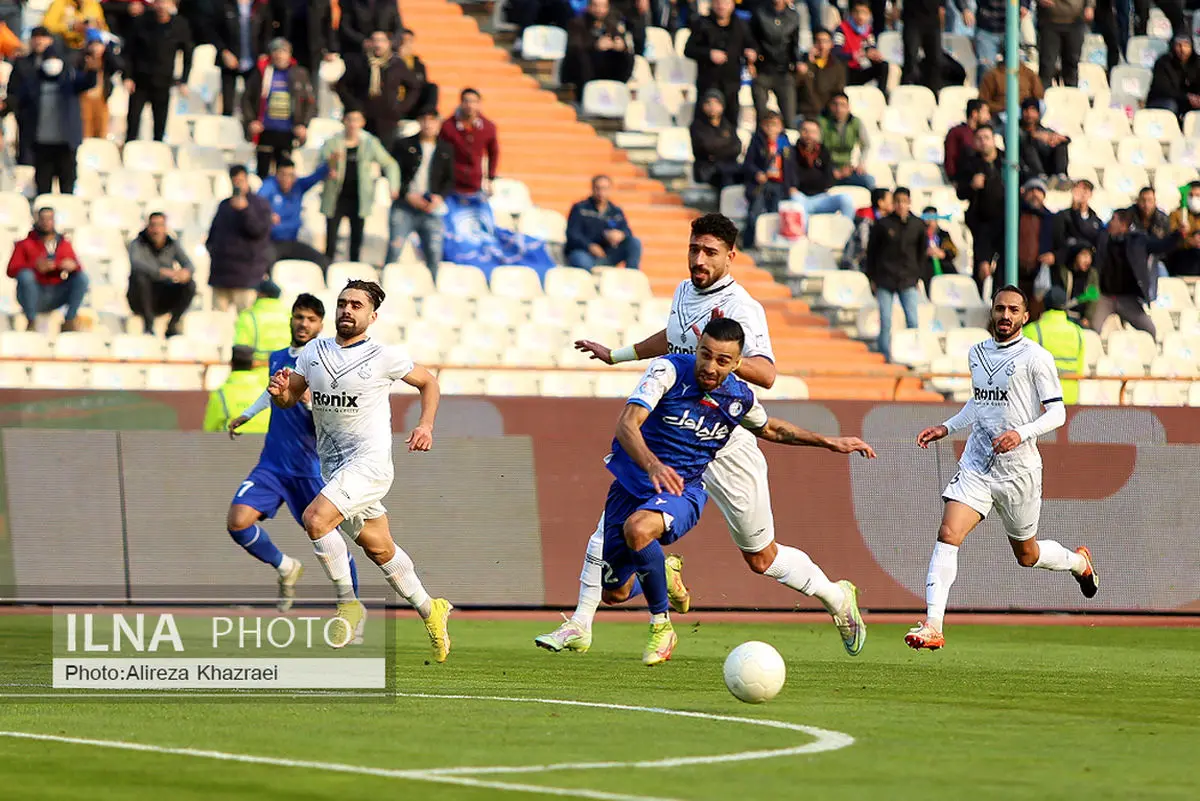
[295,337,414,479]
[957,336,1063,480]
[666,275,775,362]
[665,275,774,450]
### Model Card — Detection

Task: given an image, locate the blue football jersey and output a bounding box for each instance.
[258,347,322,478]
[606,354,766,498]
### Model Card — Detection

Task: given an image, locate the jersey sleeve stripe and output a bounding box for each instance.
[627,398,654,411]
[1041,397,1063,404]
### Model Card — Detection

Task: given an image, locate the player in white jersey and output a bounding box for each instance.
[267,280,454,662]
[907,285,1099,651]
[535,213,867,656]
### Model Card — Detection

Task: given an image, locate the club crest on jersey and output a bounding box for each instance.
[358,362,372,380]
[312,391,360,408]
[728,400,743,417]
[662,409,731,442]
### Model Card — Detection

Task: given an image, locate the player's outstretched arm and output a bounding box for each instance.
[575,329,669,365]
[401,365,440,452]
[267,367,308,409]
[751,417,877,458]
[919,400,976,448]
[615,402,685,495]
[229,391,271,439]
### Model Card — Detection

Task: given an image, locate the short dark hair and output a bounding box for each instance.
[830,91,849,103]
[147,211,166,223]
[849,0,870,10]
[760,110,782,125]
[994,284,1029,309]
[276,158,296,170]
[229,165,248,180]
[893,186,911,201]
[461,87,481,101]
[36,206,53,217]
[293,293,325,318]
[701,318,745,351]
[813,27,831,39]
[690,213,739,251]
[975,123,995,135]
[342,279,386,310]
[231,345,255,372]
[1138,186,1155,196]
[966,99,985,118]
[870,188,891,209]
[592,174,612,185]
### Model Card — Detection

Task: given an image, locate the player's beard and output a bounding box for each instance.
[991,317,1019,342]
[336,317,365,338]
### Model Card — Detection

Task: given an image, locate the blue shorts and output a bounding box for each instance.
[232,465,324,526]
[600,481,706,590]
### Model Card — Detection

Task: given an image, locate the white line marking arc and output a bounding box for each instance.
[0,692,855,801]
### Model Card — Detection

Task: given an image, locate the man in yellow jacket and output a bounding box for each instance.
[233,279,292,377]
[43,0,108,51]
[1023,287,1085,405]
[203,346,270,433]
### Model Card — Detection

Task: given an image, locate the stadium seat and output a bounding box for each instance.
[655,127,694,162]
[753,213,781,248]
[112,334,166,361]
[544,267,598,300]
[927,354,971,396]
[515,322,569,352]
[1126,35,1169,68]
[89,363,147,390]
[889,329,941,369]
[599,268,651,301]
[867,133,911,165]
[519,25,567,60]
[0,192,32,230]
[828,184,871,212]
[622,99,672,132]
[161,171,216,205]
[443,344,503,367]
[166,337,221,363]
[818,270,873,310]
[53,331,109,360]
[845,85,886,124]
[593,371,641,397]
[1153,165,1199,203]
[1081,328,1104,371]
[538,370,595,397]
[529,296,584,330]
[1105,329,1158,367]
[30,362,88,389]
[459,322,515,351]
[34,194,87,230]
[106,170,159,202]
[1117,135,1163,168]
[1161,333,1200,362]
[1079,379,1122,405]
[1082,107,1131,142]
[77,138,122,173]
[420,293,472,325]
[123,141,176,174]
[517,207,567,243]
[436,263,491,298]
[807,214,855,253]
[382,262,435,297]
[473,295,527,329]
[1190,382,1200,407]
[945,327,991,355]
[489,178,534,216]
[1076,63,1110,100]
[1044,86,1089,122]
[1150,353,1200,378]
[1103,163,1149,196]
[176,145,228,172]
[182,311,237,346]
[581,80,631,118]
[627,54,654,89]
[1133,108,1182,143]
[882,106,932,138]
[756,375,809,400]
[911,135,945,164]
[326,261,379,288]
[655,56,698,87]
[895,162,945,190]
[273,259,326,296]
[1109,65,1153,101]
[1129,379,1187,406]
[643,26,674,62]
[145,363,204,390]
[482,370,542,396]
[0,331,53,358]
[719,184,749,220]
[1155,277,1196,311]
[490,265,543,300]
[433,369,485,395]
[584,297,637,330]
[929,274,984,309]
[88,197,144,233]
[193,115,247,151]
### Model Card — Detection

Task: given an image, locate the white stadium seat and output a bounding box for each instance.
[436,263,491,298]
[599,269,651,301]
[490,265,543,299]
[382,263,435,297]
[519,25,568,60]
[581,80,631,118]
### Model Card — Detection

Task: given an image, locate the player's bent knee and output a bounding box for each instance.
[601,587,628,605]
[226,505,260,531]
[937,523,967,546]
[1013,545,1040,567]
[741,548,774,575]
[623,512,662,551]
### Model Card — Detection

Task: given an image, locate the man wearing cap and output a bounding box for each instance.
[242,37,316,177]
[127,211,196,337]
[204,345,271,434]
[124,0,194,143]
[1018,98,1070,190]
[1147,34,1200,119]
[1023,286,1084,405]
[387,109,454,272]
[690,90,742,190]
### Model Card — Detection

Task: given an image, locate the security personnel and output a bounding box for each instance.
[1023,286,1084,405]
[203,346,270,433]
[233,279,291,376]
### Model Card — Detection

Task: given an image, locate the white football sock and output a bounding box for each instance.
[925,541,959,630]
[763,545,845,614]
[380,547,433,619]
[570,521,605,630]
[650,612,669,625]
[276,554,298,578]
[312,532,356,602]
[1032,540,1086,574]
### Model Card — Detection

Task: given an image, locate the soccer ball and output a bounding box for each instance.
[723,641,786,704]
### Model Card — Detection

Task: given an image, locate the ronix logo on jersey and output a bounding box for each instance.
[666,343,695,355]
[662,409,730,442]
[312,391,360,409]
[973,386,1010,403]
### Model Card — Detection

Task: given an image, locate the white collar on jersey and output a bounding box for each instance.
[695,274,736,296]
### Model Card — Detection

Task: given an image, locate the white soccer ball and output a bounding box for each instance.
[723,641,786,704]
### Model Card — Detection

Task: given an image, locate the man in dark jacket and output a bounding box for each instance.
[565,174,643,270]
[125,0,193,142]
[748,0,800,127]
[127,211,197,337]
[866,186,926,362]
[742,110,795,249]
[335,28,420,146]
[796,28,847,120]
[955,124,1006,293]
[338,0,403,61]
[1093,210,1176,337]
[387,110,455,272]
[683,0,757,127]
[1037,0,1092,89]
[270,0,334,71]
[207,166,273,313]
[242,37,316,177]
[793,119,856,218]
[213,0,273,117]
[1128,187,1170,239]
[399,29,438,117]
[4,27,98,195]
[835,2,889,98]
[1017,178,1055,319]
[1018,96,1070,187]
[1147,34,1200,118]
[1052,178,1104,269]
[560,0,635,92]
[690,89,742,190]
[944,98,990,181]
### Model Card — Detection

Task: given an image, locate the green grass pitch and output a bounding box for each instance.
[1,616,1197,800]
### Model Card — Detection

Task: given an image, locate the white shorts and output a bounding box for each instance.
[320,464,391,540]
[703,440,775,554]
[942,468,1042,541]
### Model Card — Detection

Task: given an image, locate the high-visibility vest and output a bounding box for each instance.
[1024,311,1084,405]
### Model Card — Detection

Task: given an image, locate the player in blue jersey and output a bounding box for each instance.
[226,293,359,613]
[593,317,876,665]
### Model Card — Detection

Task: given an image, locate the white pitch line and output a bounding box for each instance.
[0,731,675,801]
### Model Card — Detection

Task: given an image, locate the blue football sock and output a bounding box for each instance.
[229,525,284,568]
[348,553,360,596]
[629,539,669,615]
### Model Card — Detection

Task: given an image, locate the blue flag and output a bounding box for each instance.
[442,194,556,282]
